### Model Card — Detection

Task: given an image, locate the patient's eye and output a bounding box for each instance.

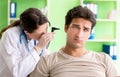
[84,27,90,32]
[71,24,80,30]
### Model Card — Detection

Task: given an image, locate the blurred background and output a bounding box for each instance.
[0,0,120,74]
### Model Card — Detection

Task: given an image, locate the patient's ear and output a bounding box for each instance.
[64,25,68,33]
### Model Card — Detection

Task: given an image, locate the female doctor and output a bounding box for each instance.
[0,8,54,77]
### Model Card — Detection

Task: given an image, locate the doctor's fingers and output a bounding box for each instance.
[40,32,55,40]
[41,33,54,43]
[37,33,54,47]
[37,36,53,48]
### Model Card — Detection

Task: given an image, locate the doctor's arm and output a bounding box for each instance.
[0,31,40,77]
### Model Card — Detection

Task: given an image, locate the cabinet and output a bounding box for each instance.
[80,0,120,74]
[8,0,49,25]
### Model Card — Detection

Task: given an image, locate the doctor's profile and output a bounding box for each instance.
[29,5,118,77]
[0,8,54,77]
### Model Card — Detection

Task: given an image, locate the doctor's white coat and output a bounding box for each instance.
[0,26,48,77]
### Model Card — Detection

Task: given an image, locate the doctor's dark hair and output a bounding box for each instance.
[0,8,49,38]
[65,5,96,30]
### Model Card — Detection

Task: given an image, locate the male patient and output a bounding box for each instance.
[29,5,117,77]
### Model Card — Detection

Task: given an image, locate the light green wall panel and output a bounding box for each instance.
[0,0,8,30]
[94,22,116,39]
[85,42,115,52]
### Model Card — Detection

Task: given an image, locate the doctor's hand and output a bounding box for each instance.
[34,32,55,52]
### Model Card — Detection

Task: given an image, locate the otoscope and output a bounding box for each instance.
[51,27,60,32]
[46,27,60,48]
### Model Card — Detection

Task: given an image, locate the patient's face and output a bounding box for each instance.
[65,18,92,48]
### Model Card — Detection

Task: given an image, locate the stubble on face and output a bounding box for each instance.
[65,18,92,49]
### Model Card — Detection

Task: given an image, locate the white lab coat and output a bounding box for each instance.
[0,26,48,77]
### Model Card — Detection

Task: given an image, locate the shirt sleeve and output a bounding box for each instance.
[104,53,117,77]
[0,30,40,77]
